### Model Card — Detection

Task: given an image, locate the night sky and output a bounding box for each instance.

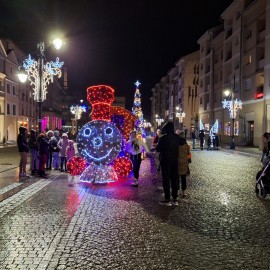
[0,0,234,119]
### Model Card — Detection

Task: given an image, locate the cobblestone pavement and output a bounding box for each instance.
[0,148,270,269]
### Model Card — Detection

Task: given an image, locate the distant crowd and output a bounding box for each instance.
[17,127,76,178]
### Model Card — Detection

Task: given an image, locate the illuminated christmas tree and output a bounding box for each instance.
[132,80,144,129]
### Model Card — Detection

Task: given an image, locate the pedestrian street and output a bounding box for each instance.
[0,148,270,269]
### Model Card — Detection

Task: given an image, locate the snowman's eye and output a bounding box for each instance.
[83,128,91,137]
[105,127,113,136]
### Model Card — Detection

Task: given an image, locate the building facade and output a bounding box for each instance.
[151,0,270,146]
[151,51,199,135]
[0,39,67,143]
[0,39,37,143]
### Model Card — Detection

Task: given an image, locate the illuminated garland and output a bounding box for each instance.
[110,106,138,141]
[22,55,64,102]
[87,85,115,121]
[66,156,87,176]
[79,164,118,183]
[113,156,133,177]
[77,120,122,165]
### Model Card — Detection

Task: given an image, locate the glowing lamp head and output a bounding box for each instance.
[52,38,63,50]
[18,70,28,83]
[224,90,231,97]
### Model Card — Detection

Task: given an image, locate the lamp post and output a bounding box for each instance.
[70,105,86,134]
[175,106,186,129]
[18,40,64,132]
[155,114,164,128]
[222,75,242,149]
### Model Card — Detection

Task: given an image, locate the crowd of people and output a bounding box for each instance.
[17,127,76,178]
[16,123,208,205]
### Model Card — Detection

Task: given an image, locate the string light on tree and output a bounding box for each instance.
[132,80,144,128]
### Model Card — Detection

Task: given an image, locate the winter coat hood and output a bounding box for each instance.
[161,122,174,134]
[19,126,27,134]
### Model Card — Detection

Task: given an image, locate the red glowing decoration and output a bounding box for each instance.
[255,93,263,99]
[87,85,115,121]
[111,106,138,141]
[113,156,133,177]
[67,156,87,176]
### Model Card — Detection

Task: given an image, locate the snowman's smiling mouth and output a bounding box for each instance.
[82,148,113,161]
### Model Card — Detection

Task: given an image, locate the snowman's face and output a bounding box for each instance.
[77,120,122,165]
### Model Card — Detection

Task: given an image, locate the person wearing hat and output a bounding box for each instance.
[17,126,29,178]
[58,133,69,172]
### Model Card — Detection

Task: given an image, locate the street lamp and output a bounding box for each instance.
[70,105,86,133]
[155,114,164,127]
[222,75,242,149]
[175,106,186,129]
[18,40,64,132]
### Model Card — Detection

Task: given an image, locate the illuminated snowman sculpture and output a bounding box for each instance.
[76,85,122,183]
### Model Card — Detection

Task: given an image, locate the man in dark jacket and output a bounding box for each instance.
[17,126,29,177]
[28,129,39,175]
[156,122,180,206]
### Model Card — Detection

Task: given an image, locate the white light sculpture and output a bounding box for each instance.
[70,105,86,120]
[19,41,64,132]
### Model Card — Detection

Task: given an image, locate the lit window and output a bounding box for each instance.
[225,122,231,136]
[235,121,239,136]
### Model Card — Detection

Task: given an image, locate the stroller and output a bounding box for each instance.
[255,156,270,199]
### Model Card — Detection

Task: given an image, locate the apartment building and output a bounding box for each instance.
[151,0,269,146]
[151,51,199,134]
[197,0,269,146]
[0,39,36,143]
[0,38,68,143]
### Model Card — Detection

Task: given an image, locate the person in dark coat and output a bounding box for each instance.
[28,129,39,175]
[37,133,49,177]
[199,130,205,150]
[156,122,180,206]
[17,126,29,177]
